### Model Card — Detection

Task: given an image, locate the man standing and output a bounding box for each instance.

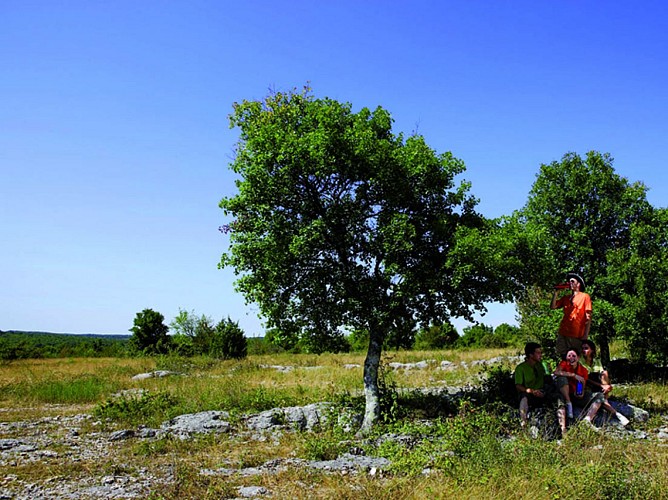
[515,342,552,428]
[551,271,592,359]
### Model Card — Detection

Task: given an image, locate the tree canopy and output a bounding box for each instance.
[129,308,170,355]
[516,151,665,363]
[219,87,519,430]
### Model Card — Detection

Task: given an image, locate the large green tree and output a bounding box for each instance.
[219,87,517,431]
[605,207,668,364]
[517,151,655,364]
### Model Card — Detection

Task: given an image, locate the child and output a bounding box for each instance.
[580,340,629,426]
[554,349,605,436]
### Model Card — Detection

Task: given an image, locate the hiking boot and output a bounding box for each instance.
[616,413,630,427]
[581,418,600,432]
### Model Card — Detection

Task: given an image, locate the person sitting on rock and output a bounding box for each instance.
[580,339,629,427]
[515,342,554,428]
[554,348,606,436]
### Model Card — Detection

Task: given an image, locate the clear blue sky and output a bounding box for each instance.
[2,1,667,336]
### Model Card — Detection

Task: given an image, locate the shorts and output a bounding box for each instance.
[587,372,602,386]
[518,381,558,408]
[555,383,605,408]
[556,335,583,359]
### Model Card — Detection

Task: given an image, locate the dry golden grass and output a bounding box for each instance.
[1,350,667,499]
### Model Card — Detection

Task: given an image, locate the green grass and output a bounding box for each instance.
[2,374,114,404]
[0,349,666,499]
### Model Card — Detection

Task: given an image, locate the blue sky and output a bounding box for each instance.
[2,1,667,336]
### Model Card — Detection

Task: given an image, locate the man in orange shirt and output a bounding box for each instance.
[551,272,592,359]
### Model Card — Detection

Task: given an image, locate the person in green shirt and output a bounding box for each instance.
[515,342,553,428]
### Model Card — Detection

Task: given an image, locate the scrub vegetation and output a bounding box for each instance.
[1,347,666,499]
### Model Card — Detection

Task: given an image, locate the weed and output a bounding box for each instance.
[300,430,348,461]
[7,374,113,404]
[93,391,181,426]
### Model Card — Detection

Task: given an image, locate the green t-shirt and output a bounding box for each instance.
[514,360,547,390]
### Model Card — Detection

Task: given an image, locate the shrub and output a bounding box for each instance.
[94,391,181,426]
[414,322,459,350]
[129,309,171,355]
[211,317,247,360]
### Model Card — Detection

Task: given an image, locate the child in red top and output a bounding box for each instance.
[558,354,589,396]
[554,349,605,436]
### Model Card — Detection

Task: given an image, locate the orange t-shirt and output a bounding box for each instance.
[557,292,592,339]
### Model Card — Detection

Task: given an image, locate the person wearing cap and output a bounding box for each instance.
[551,272,592,359]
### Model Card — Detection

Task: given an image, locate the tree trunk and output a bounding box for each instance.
[598,332,611,367]
[358,330,383,435]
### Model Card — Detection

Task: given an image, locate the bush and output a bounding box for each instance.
[346,329,369,352]
[129,309,171,355]
[414,322,459,350]
[93,391,181,427]
[211,317,247,360]
[246,337,284,355]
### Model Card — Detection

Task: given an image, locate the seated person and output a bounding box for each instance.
[554,348,606,436]
[515,342,553,427]
[580,339,629,426]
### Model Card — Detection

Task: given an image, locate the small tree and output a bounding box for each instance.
[456,323,496,348]
[264,326,299,352]
[606,207,668,364]
[211,317,248,360]
[193,314,216,355]
[129,309,170,355]
[169,308,197,337]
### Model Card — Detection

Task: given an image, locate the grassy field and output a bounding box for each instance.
[1,347,667,499]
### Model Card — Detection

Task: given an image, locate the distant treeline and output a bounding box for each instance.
[0,320,524,360]
[0,331,130,360]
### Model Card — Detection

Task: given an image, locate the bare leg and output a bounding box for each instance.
[519,396,529,427]
[585,400,603,421]
[557,407,567,437]
[559,384,573,418]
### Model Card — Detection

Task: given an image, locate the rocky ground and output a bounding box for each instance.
[1,360,667,499]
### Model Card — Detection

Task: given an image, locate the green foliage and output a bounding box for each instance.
[211,317,247,359]
[94,391,181,427]
[476,366,519,406]
[191,314,215,356]
[346,329,369,352]
[246,337,283,355]
[605,208,668,364]
[517,151,662,363]
[414,321,459,350]
[456,323,500,348]
[219,85,519,365]
[264,327,299,352]
[0,331,128,360]
[372,402,512,476]
[169,308,197,337]
[515,285,561,363]
[456,323,523,349]
[299,427,350,461]
[168,333,195,357]
[129,309,171,355]
[493,323,522,346]
[6,375,113,404]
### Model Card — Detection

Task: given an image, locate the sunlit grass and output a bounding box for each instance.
[0,348,666,499]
